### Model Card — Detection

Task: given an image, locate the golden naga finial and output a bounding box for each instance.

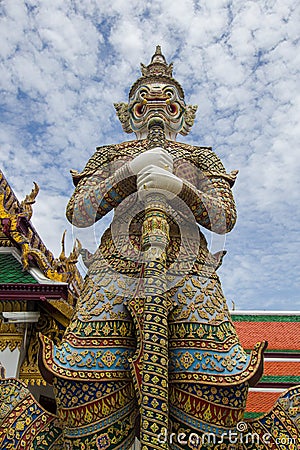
[53,232,83,298]
[55,230,82,270]
[58,229,67,261]
[20,182,39,220]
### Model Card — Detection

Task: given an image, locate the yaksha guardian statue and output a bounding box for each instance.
[39,46,267,449]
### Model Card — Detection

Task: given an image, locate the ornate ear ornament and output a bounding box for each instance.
[113,102,133,134]
[180,104,198,136]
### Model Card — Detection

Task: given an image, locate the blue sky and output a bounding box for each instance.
[0,0,299,310]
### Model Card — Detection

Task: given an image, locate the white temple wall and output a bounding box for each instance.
[0,347,20,378]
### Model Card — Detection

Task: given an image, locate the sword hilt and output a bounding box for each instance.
[139,118,170,449]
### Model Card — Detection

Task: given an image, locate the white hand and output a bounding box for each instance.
[130,147,173,175]
[137,165,183,200]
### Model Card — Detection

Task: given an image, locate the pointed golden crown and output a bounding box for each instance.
[140,45,173,77]
[129,45,184,98]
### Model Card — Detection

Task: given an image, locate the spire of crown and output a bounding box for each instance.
[116,46,197,136]
[140,45,173,78]
[129,45,184,99]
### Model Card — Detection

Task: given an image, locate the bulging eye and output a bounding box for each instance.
[139,88,148,99]
[168,103,178,115]
[134,103,145,116]
[164,87,175,99]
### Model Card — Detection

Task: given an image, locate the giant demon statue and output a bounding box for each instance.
[2,47,299,450]
[39,45,266,450]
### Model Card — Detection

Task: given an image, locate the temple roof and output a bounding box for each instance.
[232,311,300,352]
[0,169,83,304]
[232,311,300,418]
[0,252,37,283]
[0,170,83,386]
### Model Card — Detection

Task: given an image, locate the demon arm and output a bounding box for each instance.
[177,150,238,235]
[66,161,136,228]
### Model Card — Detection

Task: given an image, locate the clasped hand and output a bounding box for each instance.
[130,147,183,200]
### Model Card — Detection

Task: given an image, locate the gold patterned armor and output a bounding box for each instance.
[38,46,266,450]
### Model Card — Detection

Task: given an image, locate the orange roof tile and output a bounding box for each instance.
[246,390,282,413]
[264,361,300,376]
[234,321,300,351]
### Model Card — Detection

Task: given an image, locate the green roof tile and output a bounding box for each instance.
[244,412,263,419]
[232,314,300,322]
[260,375,300,384]
[0,253,37,283]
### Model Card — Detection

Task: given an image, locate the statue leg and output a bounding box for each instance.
[53,376,137,450]
[168,273,250,449]
[42,270,138,450]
